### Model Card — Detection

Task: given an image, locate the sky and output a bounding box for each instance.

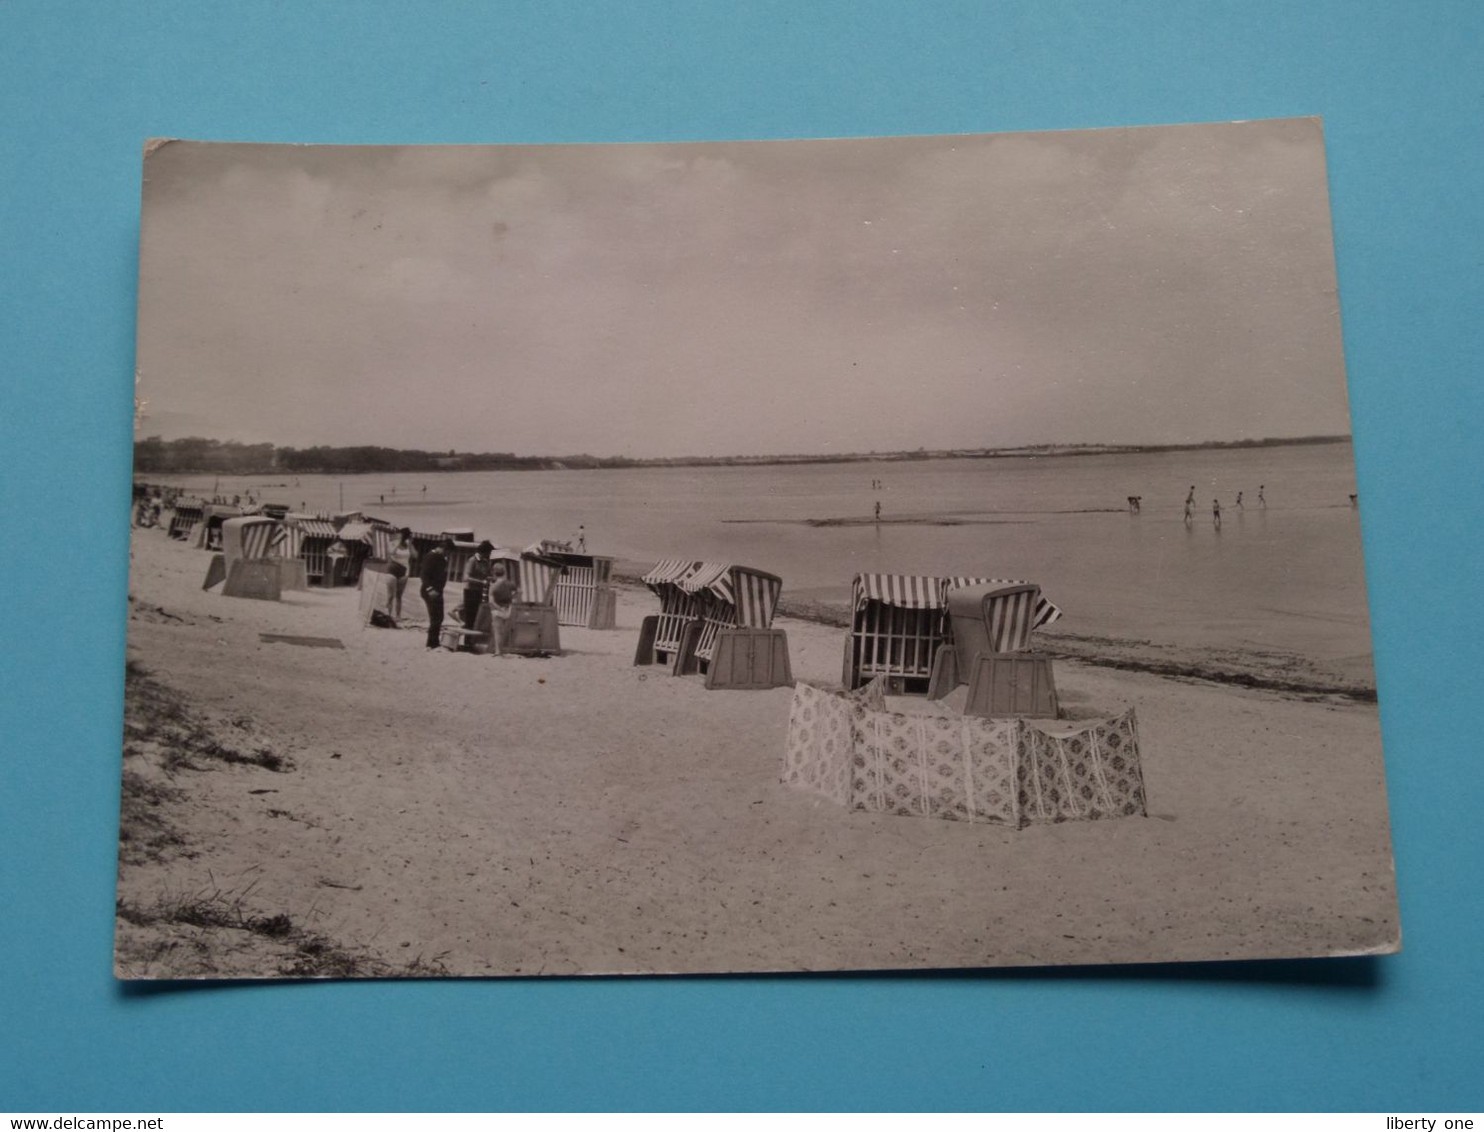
[134,119,1354,458]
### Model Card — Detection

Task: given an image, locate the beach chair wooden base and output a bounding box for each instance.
[439,625,488,653]
[703,628,792,690]
[202,554,227,591]
[633,614,659,665]
[926,645,959,700]
[963,654,1059,719]
[221,559,283,602]
[279,559,310,592]
[587,588,617,630]
[671,621,705,676]
[504,604,561,656]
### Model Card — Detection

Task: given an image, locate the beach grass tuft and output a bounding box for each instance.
[122,659,295,774]
[117,881,450,979]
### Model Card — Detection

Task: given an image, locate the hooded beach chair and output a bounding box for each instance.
[332,520,378,586]
[514,545,568,607]
[634,559,705,667]
[927,580,1062,717]
[283,515,341,586]
[201,515,309,598]
[544,549,617,629]
[842,574,948,693]
[669,563,791,689]
[167,500,205,541]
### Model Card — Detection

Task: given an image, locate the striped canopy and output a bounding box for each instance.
[287,516,339,539]
[851,574,945,611]
[221,516,282,563]
[729,568,782,628]
[677,561,735,602]
[643,559,700,592]
[943,577,1062,628]
[516,556,564,604]
[366,526,394,559]
[336,521,374,543]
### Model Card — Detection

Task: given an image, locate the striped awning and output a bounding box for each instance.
[677,561,734,602]
[852,574,945,611]
[517,557,563,604]
[732,569,782,628]
[336,521,374,543]
[271,522,302,558]
[222,516,279,562]
[366,526,394,559]
[290,518,339,539]
[643,559,698,590]
[943,577,1063,628]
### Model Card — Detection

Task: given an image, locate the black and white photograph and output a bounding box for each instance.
[116,118,1398,979]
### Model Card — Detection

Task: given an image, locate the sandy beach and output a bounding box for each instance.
[115,528,1399,978]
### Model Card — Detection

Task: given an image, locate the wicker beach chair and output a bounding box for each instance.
[928,581,1060,717]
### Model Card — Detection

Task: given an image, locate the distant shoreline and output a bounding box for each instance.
[132,434,1352,478]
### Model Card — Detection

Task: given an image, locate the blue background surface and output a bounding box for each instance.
[2,0,1480,1112]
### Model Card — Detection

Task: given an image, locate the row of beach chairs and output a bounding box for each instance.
[635,562,1064,714]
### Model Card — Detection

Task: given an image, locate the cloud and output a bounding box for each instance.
[135,122,1352,455]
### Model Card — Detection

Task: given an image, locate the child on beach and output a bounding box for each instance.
[485,563,517,656]
[1212,499,1222,529]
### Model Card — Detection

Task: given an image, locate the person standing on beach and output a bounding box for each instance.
[388,528,414,621]
[1212,498,1222,529]
[1235,491,1244,510]
[1258,485,1266,507]
[419,537,453,650]
[463,540,497,631]
[485,563,518,656]
[1184,486,1195,525]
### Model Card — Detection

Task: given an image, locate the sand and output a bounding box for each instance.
[114,529,1399,978]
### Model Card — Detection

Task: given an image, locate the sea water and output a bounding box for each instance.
[152,441,1372,673]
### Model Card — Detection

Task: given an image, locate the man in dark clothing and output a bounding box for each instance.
[420,538,454,649]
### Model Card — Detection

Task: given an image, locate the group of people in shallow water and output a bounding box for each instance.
[381,530,520,655]
[1180,484,1266,529]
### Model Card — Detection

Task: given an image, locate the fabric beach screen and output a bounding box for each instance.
[848,704,1021,826]
[781,679,891,806]
[1018,710,1147,824]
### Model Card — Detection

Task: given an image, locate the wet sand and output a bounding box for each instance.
[115,529,1399,978]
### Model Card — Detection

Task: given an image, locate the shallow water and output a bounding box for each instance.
[151,441,1372,670]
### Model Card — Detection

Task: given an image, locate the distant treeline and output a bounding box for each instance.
[133,433,1352,476]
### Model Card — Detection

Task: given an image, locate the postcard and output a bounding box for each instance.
[118,119,1396,977]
